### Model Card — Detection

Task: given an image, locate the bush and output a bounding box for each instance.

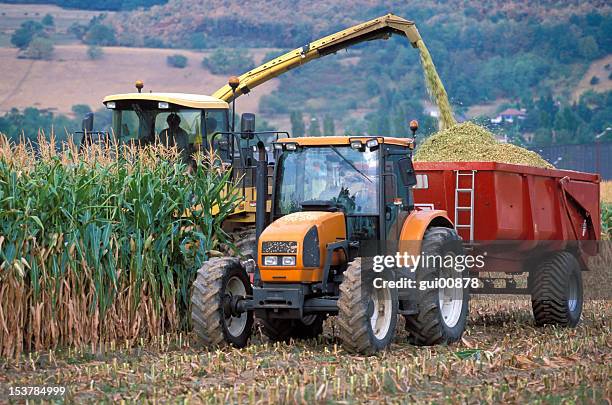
[201,49,255,75]
[166,54,188,68]
[10,20,44,50]
[23,37,54,60]
[41,13,54,27]
[590,75,600,85]
[85,23,117,46]
[87,45,104,60]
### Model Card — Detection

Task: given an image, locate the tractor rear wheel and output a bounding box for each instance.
[337,258,398,354]
[404,227,469,346]
[191,257,254,348]
[259,315,325,342]
[528,251,583,327]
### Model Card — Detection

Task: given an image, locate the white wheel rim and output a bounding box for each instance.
[370,286,392,340]
[225,276,248,337]
[438,262,463,328]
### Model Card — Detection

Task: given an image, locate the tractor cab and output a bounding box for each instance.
[101,92,230,163]
[271,136,417,243]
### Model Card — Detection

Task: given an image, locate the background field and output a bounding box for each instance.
[0,44,278,116]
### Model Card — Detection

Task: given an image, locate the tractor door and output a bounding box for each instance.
[383,145,417,240]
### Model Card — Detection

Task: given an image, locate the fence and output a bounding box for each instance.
[530,141,612,180]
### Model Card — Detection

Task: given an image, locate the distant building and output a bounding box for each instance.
[491,108,527,124]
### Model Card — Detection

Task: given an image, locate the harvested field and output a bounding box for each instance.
[414,122,553,168]
[1,299,609,403]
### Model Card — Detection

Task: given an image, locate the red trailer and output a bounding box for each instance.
[412,161,601,326]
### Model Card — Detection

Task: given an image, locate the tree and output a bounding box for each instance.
[167,54,188,68]
[578,36,599,60]
[23,37,54,60]
[11,20,44,50]
[590,76,600,85]
[201,49,255,75]
[308,117,321,137]
[290,111,305,137]
[72,104,92,117]
[41,13,54,27]
[85,24,117,46]
[87,45,104,60]
[323,115,335,136]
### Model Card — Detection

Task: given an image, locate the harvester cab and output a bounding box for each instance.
[191,131,470,354]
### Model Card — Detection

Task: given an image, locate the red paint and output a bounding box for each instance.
[413,162,601,271]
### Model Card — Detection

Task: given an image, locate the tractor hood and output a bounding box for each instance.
[258,211,347,283]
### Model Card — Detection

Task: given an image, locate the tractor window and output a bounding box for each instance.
[275,146,379,215]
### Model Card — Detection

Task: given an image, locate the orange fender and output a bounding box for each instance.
[398,209,454,256]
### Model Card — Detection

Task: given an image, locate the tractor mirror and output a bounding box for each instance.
[398,157,417,187]
[82,112,94,133]
[240,113,256,138]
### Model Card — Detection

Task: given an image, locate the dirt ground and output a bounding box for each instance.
[0,45,279,116]
[1,299,609,403]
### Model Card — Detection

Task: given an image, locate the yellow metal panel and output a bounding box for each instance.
[212,14,420,103]
[103,93,229,109]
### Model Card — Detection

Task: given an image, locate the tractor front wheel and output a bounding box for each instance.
[337,258,398,354]
[404,226,469,346]
[191,257,254,348]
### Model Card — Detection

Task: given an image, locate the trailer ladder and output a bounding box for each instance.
[454,170,476,242]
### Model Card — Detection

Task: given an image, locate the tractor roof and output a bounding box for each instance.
[102,93,229,109]
[277,136,414,149]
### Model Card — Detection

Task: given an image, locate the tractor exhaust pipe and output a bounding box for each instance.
[255,140,268,248]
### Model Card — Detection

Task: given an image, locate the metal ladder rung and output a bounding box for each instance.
[457,172,475,176]
[456,207,471,211]
[455,224,472,228]
[456,188,473,192]
[454,170,476,242]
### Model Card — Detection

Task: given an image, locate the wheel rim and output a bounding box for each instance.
[568,271,578,312]
[438,262,464,328]
[370,286,392,340]
[224,276,248,337]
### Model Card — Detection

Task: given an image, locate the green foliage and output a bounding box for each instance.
[308,117,321,137]
[72,104,92,117]
[1,0,167,11]
[201,49,255,75]
[10,20,44,50]
[290,111,305,137]
[323,115,335,136]
[0,107,85,142]
[590,76,600,85]
[85,23,117,46]
[41,13,55,27]
[23,37,54,60]
[166,54,188,68]
[0,145,239,355]
[86,45,104,60]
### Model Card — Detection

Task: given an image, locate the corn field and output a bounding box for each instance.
[0,135,239,359]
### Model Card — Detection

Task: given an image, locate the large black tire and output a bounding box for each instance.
[404,227,469,346]
[528,251,583,327]
[337,258,398,354]
[259,315,325,342]
[191,257,254,348]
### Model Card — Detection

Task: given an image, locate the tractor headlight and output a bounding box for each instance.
[106,102,116,109]
[281,256,296,266]
[263,256,278,266]
[366,138,379,150]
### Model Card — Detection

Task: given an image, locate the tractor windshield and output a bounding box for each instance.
[275,146,379,215]
[110,104,228,161]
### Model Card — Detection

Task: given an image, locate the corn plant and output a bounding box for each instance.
[0,135,239,358]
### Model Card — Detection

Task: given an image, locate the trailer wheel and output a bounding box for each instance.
[404,227,469,346]
[337,258,398,354]
[259,315,325,342]
[191,257,254,348]
[529,251,583,327]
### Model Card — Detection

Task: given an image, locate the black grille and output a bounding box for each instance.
[261,241,298,254]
